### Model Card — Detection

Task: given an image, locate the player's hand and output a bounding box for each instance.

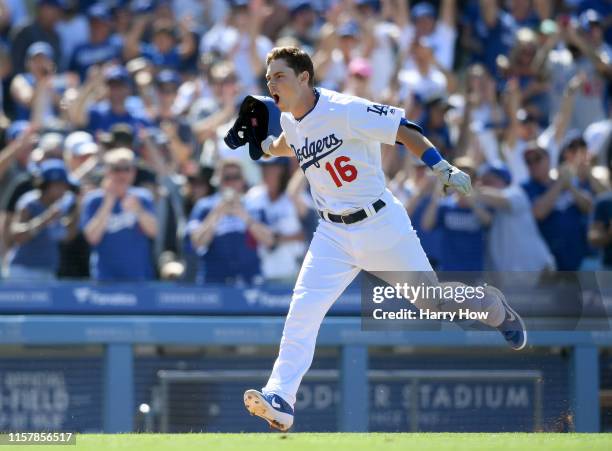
[432,160,472,196]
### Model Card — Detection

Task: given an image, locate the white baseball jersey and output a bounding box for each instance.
[280,88,405,214]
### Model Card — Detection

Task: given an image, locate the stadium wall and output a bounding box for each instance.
[0,283,610,433]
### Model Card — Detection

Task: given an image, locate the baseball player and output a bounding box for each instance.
[225,46,526,432]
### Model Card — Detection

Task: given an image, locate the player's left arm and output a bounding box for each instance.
[395,119,472,195]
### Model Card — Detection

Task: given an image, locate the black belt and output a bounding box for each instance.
[319,199,386,224]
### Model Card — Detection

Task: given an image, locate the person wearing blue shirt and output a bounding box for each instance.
[589,192,612,269]
[404,163,442,269]
[186,159,274,285]
[521,144,593,270]
[7,159,78,280]
[81,148,158,281]
[85,65,152,135]
[464,1,519,78]
[123,15,197,72]
[68,3,121,81]
[576,0,612,45]
[420,95,454,159]
[147,70,194,154]
[10,42,77,121]
[9,0,64,74]
[506,0,541,28]
[421,158,492,271]
[558,131,603,268]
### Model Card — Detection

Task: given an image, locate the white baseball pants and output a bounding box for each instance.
[262,190,432,405]
[262,190,502,406]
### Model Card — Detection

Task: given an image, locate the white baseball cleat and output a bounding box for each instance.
[244,389,294,431]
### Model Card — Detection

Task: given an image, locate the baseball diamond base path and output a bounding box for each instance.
[14,433,612,451]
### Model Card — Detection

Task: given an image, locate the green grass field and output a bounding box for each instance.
[15,433,612,451]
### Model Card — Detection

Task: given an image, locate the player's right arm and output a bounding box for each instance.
[262,131,293,158]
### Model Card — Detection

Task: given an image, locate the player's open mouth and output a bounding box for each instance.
[272,94,280,104]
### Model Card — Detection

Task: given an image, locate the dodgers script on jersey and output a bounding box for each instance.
[280,88,404,213]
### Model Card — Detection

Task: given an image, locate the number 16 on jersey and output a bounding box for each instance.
[325,156,358,188]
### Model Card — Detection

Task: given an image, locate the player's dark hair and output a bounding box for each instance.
[266,47,315,88]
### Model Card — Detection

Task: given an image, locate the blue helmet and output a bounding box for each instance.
[225,95,282,161]
[240,95,282,139]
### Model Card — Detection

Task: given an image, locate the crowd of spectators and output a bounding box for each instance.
[0,0,610,284]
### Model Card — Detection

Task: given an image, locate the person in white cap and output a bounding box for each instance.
[81,148,158,281]
[64,130,97,174]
